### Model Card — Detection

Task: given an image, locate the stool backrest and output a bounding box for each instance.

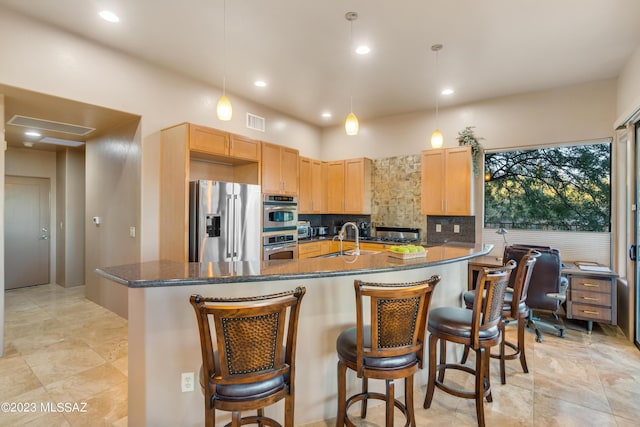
[354,275,441,375]
[190,287,306,388]
[509,249,540,313]
[471,261,516,348]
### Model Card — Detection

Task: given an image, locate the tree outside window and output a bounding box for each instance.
[484,143,611,232]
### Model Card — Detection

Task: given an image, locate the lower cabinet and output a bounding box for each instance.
[566,271,617,331]
[298,240,333,259]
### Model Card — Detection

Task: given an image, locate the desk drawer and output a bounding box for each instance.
[570,277,612,293]
[571,289,611,307]
[569,303,612,322]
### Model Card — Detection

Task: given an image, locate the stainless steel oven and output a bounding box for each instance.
[263,233,298,260]
[263,194,298,232]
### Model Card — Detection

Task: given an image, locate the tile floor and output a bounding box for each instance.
[2,284,640,426]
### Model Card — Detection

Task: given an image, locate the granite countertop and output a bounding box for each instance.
[97,243,492,288]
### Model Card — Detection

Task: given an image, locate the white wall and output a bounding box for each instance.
[321,79,616,160]
[0,94,4,356]
[616,45,640,123]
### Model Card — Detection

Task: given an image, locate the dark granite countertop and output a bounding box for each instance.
[96,243,492,288]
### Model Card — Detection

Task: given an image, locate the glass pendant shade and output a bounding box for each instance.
[217,94,232,121]
[345,112,359,136]
[431,129,443,148]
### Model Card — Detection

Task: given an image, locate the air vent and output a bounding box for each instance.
[7,115,95,136]
[246,113,265,132]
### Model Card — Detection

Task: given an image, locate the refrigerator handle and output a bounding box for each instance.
[233,194,239,258]
[226,195,233,258]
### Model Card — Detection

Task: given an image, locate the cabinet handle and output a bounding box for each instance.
[581,297,599,301]
[581,310,600,315]
[582,283,600,288]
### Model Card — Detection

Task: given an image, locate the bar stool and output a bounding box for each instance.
[189,287,306,427]
[336,275,441,427]
[462,249,540,383]
[423,262,515,427]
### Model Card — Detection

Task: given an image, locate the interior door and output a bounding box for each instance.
[4,176,50,289]
[635,122,640,348]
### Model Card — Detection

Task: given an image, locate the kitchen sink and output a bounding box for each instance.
[319,249,381,258]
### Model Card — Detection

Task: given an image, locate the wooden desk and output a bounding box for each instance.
[563,263,618,333]
[468,258,619,333]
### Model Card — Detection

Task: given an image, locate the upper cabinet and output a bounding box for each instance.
[261,142,299,195]
[327,158,372,214]
[189,124,260,162]
[299,157,326,214]
[421,146,473,215]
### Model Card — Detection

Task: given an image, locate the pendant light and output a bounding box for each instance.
[344,12,359,136]
[430,44,443,148]
[217,0,232,121]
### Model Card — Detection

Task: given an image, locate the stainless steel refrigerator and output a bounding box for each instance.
[189,180,261,263]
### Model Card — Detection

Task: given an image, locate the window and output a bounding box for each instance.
[484,142,611,232]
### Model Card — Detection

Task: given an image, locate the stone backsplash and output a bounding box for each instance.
[371,155,423,232]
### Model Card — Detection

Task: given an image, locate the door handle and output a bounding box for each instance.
[630,244,637,261]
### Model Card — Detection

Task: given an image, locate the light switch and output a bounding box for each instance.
[129,226,136,238]
[454,224,460,233]
[435,224,442,232]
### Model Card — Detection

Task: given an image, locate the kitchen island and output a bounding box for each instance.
[97,243,492,427]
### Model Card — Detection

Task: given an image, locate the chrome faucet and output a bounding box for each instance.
[339,222,360,255]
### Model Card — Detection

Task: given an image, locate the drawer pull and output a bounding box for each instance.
[581,297,599,301]
[581,310,600,315]
[582,283,600,288]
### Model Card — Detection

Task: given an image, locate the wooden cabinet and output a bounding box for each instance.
[326,158,372,214]
[299,157,326,214]
[421,146,472,215]
[564,265,618,333]
[189,124,260,162]
[159,123,260,262]
[261,142,299,195]
[298,240,334,259]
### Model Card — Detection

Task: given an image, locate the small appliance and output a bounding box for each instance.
[298,221,311,240]
[263,194,298,232]
[315,226,328,236]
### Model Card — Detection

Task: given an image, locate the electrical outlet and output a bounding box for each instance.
[181,372,194,392]
[435,224,442,232]
[129,226,136,238]
[454,224,460,233]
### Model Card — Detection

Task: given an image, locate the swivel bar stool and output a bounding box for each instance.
[423,262,515,427]
[190,287,306,427]
[336,275,441,427]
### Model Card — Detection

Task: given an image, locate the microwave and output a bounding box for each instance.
[298,221,311,240]
[263,194,298,232]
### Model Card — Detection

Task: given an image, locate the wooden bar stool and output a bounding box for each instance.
[336,275,441,427]
[462,250,540,384]
[423,262,515,427]
[190,287,306,427]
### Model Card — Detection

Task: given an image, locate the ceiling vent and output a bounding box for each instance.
[246,113,265,132]
[7,115,95,136]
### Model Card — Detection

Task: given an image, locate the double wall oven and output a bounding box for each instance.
[262,194,298,260]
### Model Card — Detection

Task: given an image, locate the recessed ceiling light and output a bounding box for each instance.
[355,45,370,55]
[23,141,34,148]
[24,130,41,138]
[321,112,332,119]
[99,10,120,23]
[254,80,267,87]
[441,88,454,95]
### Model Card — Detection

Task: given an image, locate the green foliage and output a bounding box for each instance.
[457,126,484,176]
[484,143,611,232]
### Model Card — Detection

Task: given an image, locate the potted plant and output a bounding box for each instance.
[457,126,484,176]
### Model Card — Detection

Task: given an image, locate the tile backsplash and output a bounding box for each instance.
[371,155,423,231]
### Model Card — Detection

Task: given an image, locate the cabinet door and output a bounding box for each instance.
[327,161,345,213]
[311,160,326,212]
[261,142,283,194]
[421,150,445,214]
[444,146,472,215]
[281,147,299,195]
[229,134,260,161]
[189,125,228,156]
[299,157,313,213]
[344,158,371,214]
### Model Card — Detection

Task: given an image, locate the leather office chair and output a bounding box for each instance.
[190,287,306,427]
[336,275,441,427]
[423,262,515,427]
[505,244,567,343]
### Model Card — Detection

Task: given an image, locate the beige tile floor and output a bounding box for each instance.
[2,283,640,426]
